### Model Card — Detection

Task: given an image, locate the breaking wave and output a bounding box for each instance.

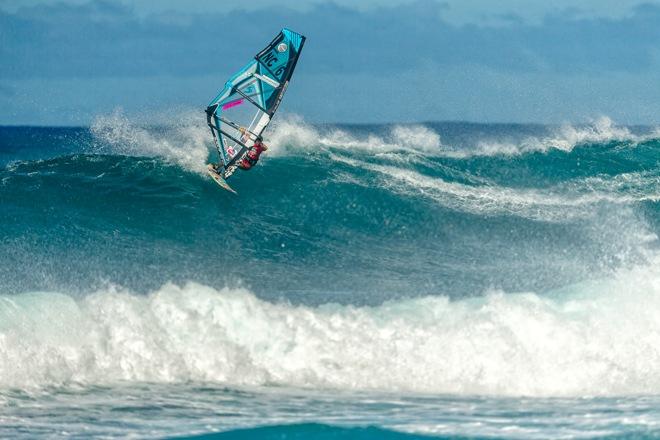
[268,116,659,158]
[2,256,660,397]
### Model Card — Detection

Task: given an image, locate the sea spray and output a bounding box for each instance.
[90,110,211,174]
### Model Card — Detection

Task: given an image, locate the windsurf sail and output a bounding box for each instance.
[206,28,306,179]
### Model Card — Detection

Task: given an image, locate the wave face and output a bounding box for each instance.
[1,116,660,438]
[2,117,658,300]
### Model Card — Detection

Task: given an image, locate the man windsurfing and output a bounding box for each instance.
[205,28,305,193]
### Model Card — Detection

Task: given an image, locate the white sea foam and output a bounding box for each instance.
[2,257,660,397]
[88,113,655,168]
[472,117,651,157]
[269,116,658,159]
[570,171,660,199]
[331,154,660,221]
[90,110,211,174]
[268,115,443,155]
[390,125,442,151]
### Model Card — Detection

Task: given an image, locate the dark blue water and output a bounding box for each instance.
[1,115,660,438]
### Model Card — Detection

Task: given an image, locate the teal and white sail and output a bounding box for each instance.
[206,28,306,179]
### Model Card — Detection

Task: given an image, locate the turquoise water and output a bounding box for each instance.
[1,114,660,438]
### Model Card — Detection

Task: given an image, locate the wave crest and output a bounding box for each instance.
[268,116,444,155]
[473,117,652,157]
[90,110,210,173]
[269,116,658,158]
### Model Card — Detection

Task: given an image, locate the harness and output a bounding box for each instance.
[244,150,259,167]
[243,142,264,167]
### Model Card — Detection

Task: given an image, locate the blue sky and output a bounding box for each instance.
[1,0,660,125]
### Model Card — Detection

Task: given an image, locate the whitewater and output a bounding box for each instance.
[1,114,660,438]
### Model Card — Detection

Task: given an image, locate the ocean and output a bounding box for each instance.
[1,113,660,438]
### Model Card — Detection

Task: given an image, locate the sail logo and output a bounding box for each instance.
[262,51,279,67]
[277,43,288,52]
[261,51,286,75]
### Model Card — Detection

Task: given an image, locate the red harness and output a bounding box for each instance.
[240,142,266,169]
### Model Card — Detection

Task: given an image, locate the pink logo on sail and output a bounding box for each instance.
[222,99,244,110]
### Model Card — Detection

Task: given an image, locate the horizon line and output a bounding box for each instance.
[0,120,656,130]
